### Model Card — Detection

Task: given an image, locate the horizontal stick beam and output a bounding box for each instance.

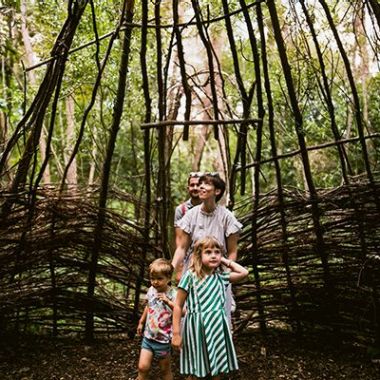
[237,133,380,170]
[140,118,262,129]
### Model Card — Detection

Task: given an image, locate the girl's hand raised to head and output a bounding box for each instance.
[171,333,182,351]
[220,257,249,283]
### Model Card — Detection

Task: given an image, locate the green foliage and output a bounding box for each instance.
[1,0,379,217]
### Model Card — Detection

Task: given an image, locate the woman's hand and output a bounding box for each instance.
[171,333,182,351]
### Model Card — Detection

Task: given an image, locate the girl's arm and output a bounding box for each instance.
[226,232,239,262]
[171,230,191,281]
[221,257,248,283]
[137,305,148,336]
[171,288,187,350]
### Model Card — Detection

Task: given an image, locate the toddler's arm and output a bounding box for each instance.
[137,305,148,336]
[171,288,187,351]
[221,257,248,283]
[157,293,175,310]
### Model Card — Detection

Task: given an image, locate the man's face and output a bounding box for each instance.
[188,177,200,200]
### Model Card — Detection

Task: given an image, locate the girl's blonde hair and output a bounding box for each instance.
[189,236,224,279]
[149,258,173,278]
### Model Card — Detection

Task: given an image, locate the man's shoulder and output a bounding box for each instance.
[186,203,201,215]
[182,201,201,215]
[176,199,191,211]
[175,199,192,223]
[183,199,194,208]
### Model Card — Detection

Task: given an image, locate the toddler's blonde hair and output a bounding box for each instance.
[149,258,173,278]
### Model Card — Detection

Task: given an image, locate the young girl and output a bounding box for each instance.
[136,258,176,380]
[172,236,249,379]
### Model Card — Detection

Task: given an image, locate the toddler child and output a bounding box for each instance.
[136,258,176,380]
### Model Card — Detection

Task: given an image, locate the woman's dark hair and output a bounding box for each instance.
[199,173,225,202]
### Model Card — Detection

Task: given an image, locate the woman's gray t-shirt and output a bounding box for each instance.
[175,204,242,255]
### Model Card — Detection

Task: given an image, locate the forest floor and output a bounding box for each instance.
[1,330,379,380]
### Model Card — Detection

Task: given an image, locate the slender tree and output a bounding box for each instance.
[85,0,135,341]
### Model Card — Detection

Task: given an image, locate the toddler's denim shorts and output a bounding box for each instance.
[141,337,171,358]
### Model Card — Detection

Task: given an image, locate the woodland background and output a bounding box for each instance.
[0,0,380,361]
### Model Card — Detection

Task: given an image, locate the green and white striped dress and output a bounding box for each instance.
[178,270,239,377]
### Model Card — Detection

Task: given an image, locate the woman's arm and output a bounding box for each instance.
[226,232,239,262]
[221,257,248,283]
[171,288,187,350]
[171,229,191,280]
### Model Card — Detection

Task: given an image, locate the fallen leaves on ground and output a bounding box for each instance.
[0,331,379,379]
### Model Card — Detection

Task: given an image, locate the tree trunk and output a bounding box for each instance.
[85,0,135,341]
[20,0,51,184]
[87,137,97,188]
[353,7,376,158]
[1,0,89,219]
[319,0,373,183]
[64,95,78,187]
[0,23,11,182]
[267,0,330,289]
[368,0,380,29]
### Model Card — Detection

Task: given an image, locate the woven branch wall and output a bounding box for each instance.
[1,177,379,344]
[237,175,380,345]
[1,0,380,345]
[0,189,160,335]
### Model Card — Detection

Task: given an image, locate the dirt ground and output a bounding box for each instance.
[0,330,379,380]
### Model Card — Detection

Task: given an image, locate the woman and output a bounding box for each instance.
[172,173,242,322]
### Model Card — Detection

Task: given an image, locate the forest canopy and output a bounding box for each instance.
[1,0,379,209]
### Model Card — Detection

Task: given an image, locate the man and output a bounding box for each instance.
[174,172,203,224]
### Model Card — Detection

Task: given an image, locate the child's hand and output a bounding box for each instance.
[171,333,182,351]
[137,322,144,336]
[220,257,232,271]
[157,293,169,304]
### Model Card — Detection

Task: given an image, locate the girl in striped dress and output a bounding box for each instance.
[172,236,248,379]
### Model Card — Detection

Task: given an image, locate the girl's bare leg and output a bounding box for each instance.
[158,356,173,380]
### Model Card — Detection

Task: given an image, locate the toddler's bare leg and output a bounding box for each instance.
[158,355,173,380]
[137,349,153,380]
